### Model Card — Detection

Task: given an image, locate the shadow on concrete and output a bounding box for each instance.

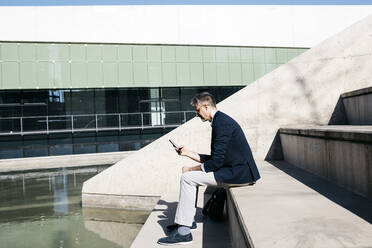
[265,130,284,161]
[153,199,203,234]
[328,96,349,125]
[202,186,232,248]
[268,160,372,224]
[153,188,232,247]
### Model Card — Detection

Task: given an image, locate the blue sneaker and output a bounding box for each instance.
[166,222,197,233]
[157,231,193,246]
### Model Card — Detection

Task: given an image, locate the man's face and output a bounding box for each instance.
[195,103,209,122]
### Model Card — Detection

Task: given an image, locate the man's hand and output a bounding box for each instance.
[182,165,202,173]
[175,146,202,163]
[182,166,190,173]
[176,145,188,156]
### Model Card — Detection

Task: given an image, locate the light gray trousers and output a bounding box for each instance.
[174,171,218,227]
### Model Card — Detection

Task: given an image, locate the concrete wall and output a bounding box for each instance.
[1,6,372,47]
[342,87,372,125]
[82,14,372,208]
[280,132,372,198]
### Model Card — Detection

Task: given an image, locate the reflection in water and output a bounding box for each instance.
[0,166,149,248]
[53,173,69,214]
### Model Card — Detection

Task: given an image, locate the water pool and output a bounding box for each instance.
[0,166,149,248]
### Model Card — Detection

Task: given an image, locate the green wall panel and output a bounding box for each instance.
[38,62,54,88]
[242,63,254,82]
[2,62,19,88]
[216,47,229,62]
[162,63,176,85]
[71,45,86,61]
[102,45,117,61]
[54,44,70,61]
[87,45,102,61]
[54,62,71,88]
[203,63,217,84]
[37,44,52,61]
[190,63,203,85]
[176,47,189,62]
[103,63,118,87]
[276,48,288,63]
[0,42,308,89]
[148,46,161,62]
[20,62,36,88]
[264,48,277,64]
[176,63,190,85]
[202,47,215,62]
[71,62,86,84]
[229,63,242,84]
[2,43,18,61]
[148,63,162,84]
[118,46,132,61]
[241,48,253,63]
[118,63,133,84]
[253,48,265,64]
[265,63,278,74]
[162,47,176,62]
[133,63,148,84]
[19,44,36,61]
[189,47,202,62]
[133,46,147,62]
[228,48,241,62]
[254,63,266,79]
[216,63,229,85]
[87,62,102,86]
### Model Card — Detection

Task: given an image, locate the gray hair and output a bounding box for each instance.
[190,92,216,107]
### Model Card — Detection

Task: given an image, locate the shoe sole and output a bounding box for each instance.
[157,240,193,246]
[166,228,197,234]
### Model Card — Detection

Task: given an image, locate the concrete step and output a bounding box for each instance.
[341,86,372,125]
[280,125,372,198]
[228,161,372,248]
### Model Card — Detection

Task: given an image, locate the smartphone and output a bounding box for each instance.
[169,139,180,150]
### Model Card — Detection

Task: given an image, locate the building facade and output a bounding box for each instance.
[1,4,371,159]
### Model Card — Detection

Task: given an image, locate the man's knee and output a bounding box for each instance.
[180,172,191,183]
[180,171,196,184]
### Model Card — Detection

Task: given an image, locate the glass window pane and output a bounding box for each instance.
[48,90,72,116]
[71,90,94,115]
[95,89,118,114]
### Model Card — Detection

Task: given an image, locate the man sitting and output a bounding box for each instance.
[158,92,261,246]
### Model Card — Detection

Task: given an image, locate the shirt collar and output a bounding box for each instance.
[211,110,219,126]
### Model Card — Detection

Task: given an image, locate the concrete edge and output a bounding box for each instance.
[0,151,135,174]
[82,193,160,211]
[341,85,372,99]
[227,188,255,248]
[279,127,372,143]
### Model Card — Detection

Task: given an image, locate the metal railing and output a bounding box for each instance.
[0,111,196,136]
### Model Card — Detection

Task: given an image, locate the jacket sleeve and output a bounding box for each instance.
[203,122,233,172]
[199,154,211,162]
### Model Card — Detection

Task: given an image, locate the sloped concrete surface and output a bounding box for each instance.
[230,161,372,248]
[83,14,372,203]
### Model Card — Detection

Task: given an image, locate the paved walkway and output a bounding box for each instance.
[130,188,232,248]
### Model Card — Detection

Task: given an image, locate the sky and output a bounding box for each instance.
[0,0,372,6]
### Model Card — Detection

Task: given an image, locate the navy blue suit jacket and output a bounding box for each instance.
[200,111,260,184]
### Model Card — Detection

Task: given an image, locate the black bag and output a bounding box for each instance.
[202,188,227,221]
